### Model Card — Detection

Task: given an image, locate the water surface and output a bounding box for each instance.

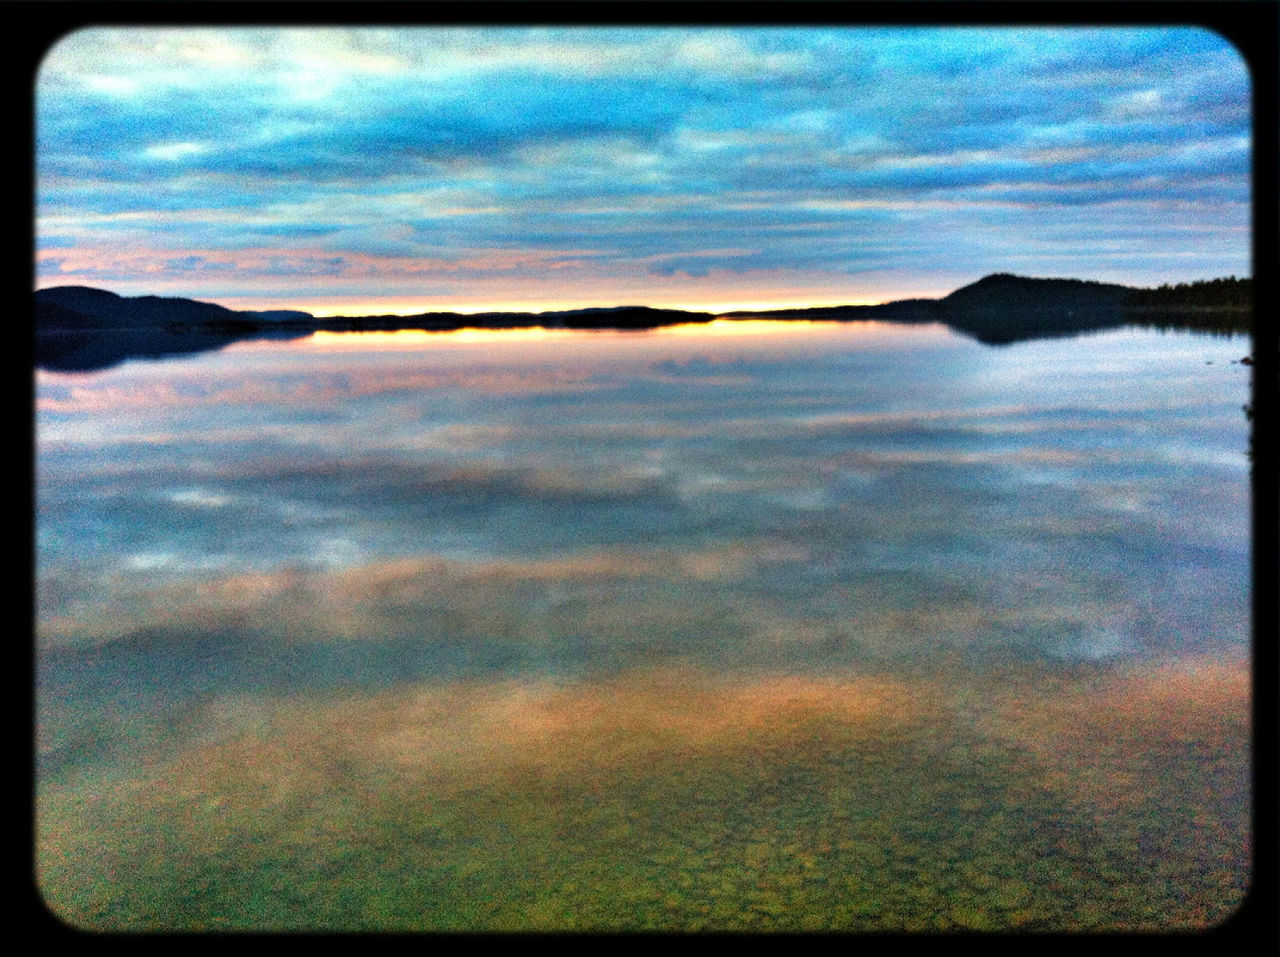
[35,320,1252,931]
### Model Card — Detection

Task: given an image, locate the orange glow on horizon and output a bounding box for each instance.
[281,295,897,318]
[34,276,940,318]
[279,318,906,355]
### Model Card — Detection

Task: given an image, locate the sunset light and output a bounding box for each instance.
[35,17,1259,936]
[37,26,1250,313]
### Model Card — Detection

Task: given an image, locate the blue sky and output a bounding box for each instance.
[35,26,1251,315]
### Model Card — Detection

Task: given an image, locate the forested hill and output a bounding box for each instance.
[1124,277,1253,309]
[36,285,256,328]
[935,273,1251,314]
[728,273,1252,343]
[939,273,1131,314]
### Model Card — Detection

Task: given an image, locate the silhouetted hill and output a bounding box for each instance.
[37,285,252,327]
[549,306,714,329]
[36,285,124,321]
[1125,276,1252,309]
[36,286,304,371]
[940,273,1129,314]
[313,305,714,332]
[729,276,1136,344]
[929,274,1131,344]
[1122,277,1253,334]
[34,274,1252,371]
[722,299,939,322]
[35,300,97,330]
[242,309,316,322]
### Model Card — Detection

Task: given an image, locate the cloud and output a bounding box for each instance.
[36,26,1252,307]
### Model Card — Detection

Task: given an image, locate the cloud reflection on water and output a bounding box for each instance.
[34,320,1252,931]
[37,655,1250,930]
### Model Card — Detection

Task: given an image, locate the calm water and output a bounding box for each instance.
[35,320,1252,931]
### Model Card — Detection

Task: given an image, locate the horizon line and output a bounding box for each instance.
[33,271,1254,320]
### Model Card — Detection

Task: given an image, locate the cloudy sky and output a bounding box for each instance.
[35,26,1251,315]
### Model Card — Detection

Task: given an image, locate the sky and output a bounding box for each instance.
[35,26,1252,316]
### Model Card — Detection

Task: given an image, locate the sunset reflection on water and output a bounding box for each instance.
[35,321,1252,932]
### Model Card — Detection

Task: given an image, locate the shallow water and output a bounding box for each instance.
[35,320,1252,931]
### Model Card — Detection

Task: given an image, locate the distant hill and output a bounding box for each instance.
[720,299,938,322]
[34,273,1252,370]
[241,309,316,323]
[36,285,127,322]
[1122,277,1253,335]
[933,273,1131,344]
[312,304,715,332]
[939,273,1250,341]
[1126,276,1253,310]
[36,286,304,371]
[729,274,1249,344]
[37,285,254,328]
[548,305,714,329]
[938,273,1129,314]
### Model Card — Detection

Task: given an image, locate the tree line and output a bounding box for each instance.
[1125,277,1252,309]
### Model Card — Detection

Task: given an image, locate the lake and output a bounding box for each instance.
[34,319,1252,932]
